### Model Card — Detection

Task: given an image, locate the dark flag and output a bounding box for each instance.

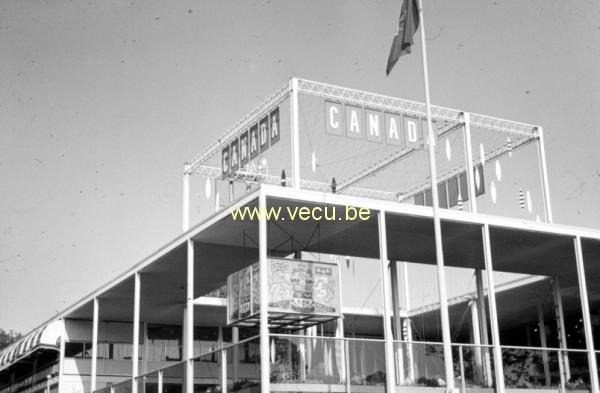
[386,0,420,75]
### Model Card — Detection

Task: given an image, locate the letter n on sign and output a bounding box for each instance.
[325,101,343,136]
[365,109,383,143]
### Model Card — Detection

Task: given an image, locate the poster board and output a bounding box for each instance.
[226,258,340,326]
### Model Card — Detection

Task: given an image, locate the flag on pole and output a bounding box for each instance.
[386,0,420,75]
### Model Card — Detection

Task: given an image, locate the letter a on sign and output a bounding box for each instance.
[385,113,403,147]
[404,115,422,149]
[345,105,363,140]
[325,101,343,136]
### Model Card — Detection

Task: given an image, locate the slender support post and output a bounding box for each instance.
[462,112,477,213]
[536,128,553,223]
[218,327,227,393]
[183,163,191,231]
[469,301,484,385]
[334,257,347,388]
[401,262,415,383]
[57,320,66,393]
[132,273,141,393]
[185,239,195,393]
[157,370,163,393]
[344,340,351,393]
[459,345,466,393]
[143,322,148,376]
[258,191,270,392]
[537,305,551,386]
[573,236,600,392]
[91,298,99,393]
[552,277,570,384]
[232,327,239,383]
[377,211,397,392]
[416,3,455,389]
[475,269,493,386]
[391,261,405,385]
[228,181,234,203]
[290,78,301,189]
[481,224,505,393]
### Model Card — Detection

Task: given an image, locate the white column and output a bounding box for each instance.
[185,239,194,393]
[377,212,397,391]
[183,163,191,231]
[334,257,347,388]
[391,261,405,385]
[536,128,553,223]
[475,269,493,386]
[537,305,551,386]
[143,322,148,376]
[462,112,478,213]
[469,301,484,385]
[132,273,141,393]
[258,191,270,392]
[289,78,300,189]
[481,224,505,393]
[157,371,163,393]
[232,327,239,383]
[573,236,599,392]
[57,319,66,393]
[91,298,99,393]
[401,262,415,383]
[552,277,570,382]
[218,327,227,393]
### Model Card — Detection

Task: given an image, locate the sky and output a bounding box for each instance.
[1,0,600,334]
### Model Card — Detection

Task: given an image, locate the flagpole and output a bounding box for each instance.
[415,1,455,391]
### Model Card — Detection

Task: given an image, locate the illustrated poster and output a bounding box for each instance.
[269,259,291,310]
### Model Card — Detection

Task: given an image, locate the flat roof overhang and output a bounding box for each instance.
[32,184,600,332]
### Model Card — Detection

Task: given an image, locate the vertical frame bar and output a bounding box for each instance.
[132,273,141,393]
[183,163,191,231]
[91,298,99,393]
[290,78,301,189]
[462,112,478,213]
[377,211,397,391]
[552,277,570,384]
[258,190,270,393]
[390,261,405,384]
[401,262,415,382]
[185,239,194,393]
[157,370,163,393]
[232,327,239,383]
[573,236,600,392]
[475,269,493,386]
[218,327,227,393]
[482,224,505,393]
[537,305,551,386]
[536,128,553,223]
[57,319,66,393]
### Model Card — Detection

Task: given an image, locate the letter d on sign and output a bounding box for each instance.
[404,115,422,149]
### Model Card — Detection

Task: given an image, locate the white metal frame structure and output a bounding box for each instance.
[5,79,600,393]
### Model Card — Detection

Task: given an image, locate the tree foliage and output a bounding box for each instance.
[0,329,22,350]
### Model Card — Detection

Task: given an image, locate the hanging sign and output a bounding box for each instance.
[221,106,280,176]
[325,100,437,150]
[226,258,340,325]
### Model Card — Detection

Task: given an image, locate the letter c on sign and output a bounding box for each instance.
[329,106,339,129]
